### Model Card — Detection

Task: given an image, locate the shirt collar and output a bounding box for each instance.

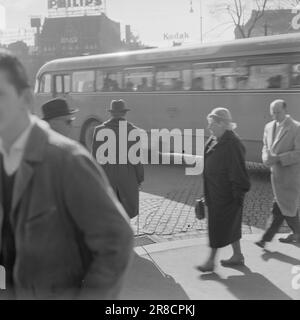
[276,115,289,127]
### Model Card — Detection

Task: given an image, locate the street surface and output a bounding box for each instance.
[132,164,286,246]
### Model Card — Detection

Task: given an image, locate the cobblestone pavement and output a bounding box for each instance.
[131,164,290,245]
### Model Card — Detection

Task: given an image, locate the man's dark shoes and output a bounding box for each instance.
[279,234,300,244]
[255,240,266,249]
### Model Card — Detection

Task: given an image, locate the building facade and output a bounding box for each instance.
[38,13,123,59]
[235,9,300,38]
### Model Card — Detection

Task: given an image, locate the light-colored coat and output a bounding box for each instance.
[262,115,300,217]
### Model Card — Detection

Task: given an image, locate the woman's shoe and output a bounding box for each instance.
[220,255,245,267]
[196,261,215,273]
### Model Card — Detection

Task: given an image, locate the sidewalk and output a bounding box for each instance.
[120,233,300,300]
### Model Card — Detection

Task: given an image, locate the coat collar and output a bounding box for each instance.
[205,130,236,155]
[272,115,293,149]
[216,130,237,146]
[11,117,49,215]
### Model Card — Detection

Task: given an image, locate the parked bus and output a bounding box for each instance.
[34,33,300,161]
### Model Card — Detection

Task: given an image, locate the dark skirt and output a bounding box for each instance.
[207,202,243,249]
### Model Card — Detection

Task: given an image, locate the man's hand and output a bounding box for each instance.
[266,150,280,165]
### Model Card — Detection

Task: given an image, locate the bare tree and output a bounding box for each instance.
[210,0,270,38]
[275,0,300,8]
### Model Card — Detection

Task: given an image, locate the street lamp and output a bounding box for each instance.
[190,0,203,43]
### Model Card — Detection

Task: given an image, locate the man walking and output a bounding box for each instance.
[42,98,78,137]
[92,100,144,219]
[0,51,133,299]
[256,99,300,248]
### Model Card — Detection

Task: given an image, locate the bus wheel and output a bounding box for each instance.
[80,119,101,152]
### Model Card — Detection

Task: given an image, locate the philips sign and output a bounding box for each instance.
[48,0,102,10]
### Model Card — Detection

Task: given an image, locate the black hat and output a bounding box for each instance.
[42,98,78,120]
[108,99,130,113]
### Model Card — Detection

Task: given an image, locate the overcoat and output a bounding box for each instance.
[262,115,300,217]
[92,118,144,219]
[204,130,250,249]
[0,117,133,300]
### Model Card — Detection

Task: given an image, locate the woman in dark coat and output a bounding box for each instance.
[198,108,251,272]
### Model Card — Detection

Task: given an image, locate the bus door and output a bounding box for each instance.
[53,74,71,99]
[53,73,77,116]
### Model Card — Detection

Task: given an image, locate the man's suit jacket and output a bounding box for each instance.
[262,115,300,217]
[0,117,133,299]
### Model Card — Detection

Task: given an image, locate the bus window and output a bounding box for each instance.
[192,63,213,90]
[214,63,238,90]
[39,74,52,93]
[64,75,71,93]
[55,75,63,93]
[34,79,39,94]
[246,64,289,89]
[124,67,154,92]
[72,70,95,93]
[156,63,191,91]
[291,64,300,88]
[96,70,122,92]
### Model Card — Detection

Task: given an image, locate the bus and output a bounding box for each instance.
[34,33,300,162]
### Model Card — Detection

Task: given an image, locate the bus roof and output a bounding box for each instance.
[37,33,300,76]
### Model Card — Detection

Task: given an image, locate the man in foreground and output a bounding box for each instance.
[0,51,133,300]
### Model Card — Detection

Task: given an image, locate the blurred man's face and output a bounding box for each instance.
[48,115,75,137]
[0,70,25,134]
[270,102,286,123]
[111,111,127,119]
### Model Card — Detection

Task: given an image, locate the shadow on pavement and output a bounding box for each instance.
[120,253,190,300]
[199,265,291,300]
[261,249,300,265]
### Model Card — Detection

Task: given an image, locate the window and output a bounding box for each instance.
[124,67,154,92]
[214,62,238,90]
[39,74,52,93]
[54,74,71,93]
[291,64,300,88]
[156,63,191,91]
[34,79,39,94]
[96,70,122,92]
[55,76,63,93]
[245,64,289,89]
[72,70,95,92]
[192,63,213,90]
[64,75,71,93]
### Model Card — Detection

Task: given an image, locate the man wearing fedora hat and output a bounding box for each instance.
[0,51,133,299]
[92,99,144,219]
[42,98,78,138]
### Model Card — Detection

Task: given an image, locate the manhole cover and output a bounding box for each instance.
[134,235,156,247]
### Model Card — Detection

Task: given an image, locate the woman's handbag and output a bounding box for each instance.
[195,198,206,220]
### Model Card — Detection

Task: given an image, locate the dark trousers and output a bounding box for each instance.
[262,202,300,242]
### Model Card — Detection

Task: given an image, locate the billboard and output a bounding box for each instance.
[48,0,103,17]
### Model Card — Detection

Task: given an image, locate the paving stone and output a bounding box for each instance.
[132,165,292,242]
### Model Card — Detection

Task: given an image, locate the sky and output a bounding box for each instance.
[0,0,235,46]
